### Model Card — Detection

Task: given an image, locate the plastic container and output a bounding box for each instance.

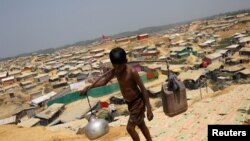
[161,81,188,117]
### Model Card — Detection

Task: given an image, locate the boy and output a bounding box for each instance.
[80,47,153,141]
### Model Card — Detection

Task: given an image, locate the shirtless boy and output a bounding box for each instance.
[80,47,153,141]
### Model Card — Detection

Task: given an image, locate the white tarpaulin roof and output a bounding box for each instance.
[31,91,57,105]
[69,81,86,91]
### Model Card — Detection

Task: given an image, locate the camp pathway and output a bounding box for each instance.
[115,84,250,141]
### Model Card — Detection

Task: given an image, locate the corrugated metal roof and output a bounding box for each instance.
[34,74,49,79]
[69,81,86,91]
[0,72,8,78]
[170,47,186,52]
[239,47,250,52]
[1,76,14,82]
[226,44,239,49]
[57,71,68,76]
[239,68,250,75]
[36,103,64,120]
[18,118,40,127]
[0,116,16,125]
[49,97,99,125]
[216,50,228,54]
[205,52,222,60]
[31,91,57,105]
[178,69,207,81]
[239,36,250,43]
[206,62,223,71]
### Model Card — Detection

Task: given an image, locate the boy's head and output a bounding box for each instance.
[109,47,127,64]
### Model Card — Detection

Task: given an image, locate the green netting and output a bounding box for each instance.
[47,91,85,106]
[47,73,151,106]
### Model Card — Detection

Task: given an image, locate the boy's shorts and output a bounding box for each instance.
[127,97,145,125]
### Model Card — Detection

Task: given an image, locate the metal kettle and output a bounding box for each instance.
[80,69,115,139]
[84,111,109,140]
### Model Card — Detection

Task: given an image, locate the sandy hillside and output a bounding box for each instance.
[1,84,249,141]
[0,94,30,119]
[0,125,127,141]
[217,22,250,38]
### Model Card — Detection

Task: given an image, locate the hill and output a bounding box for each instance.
[1,8,250,61]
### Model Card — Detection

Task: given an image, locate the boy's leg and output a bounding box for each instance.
[138,120,152,141]
[126,122,140,141]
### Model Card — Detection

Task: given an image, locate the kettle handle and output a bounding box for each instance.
[84,69,114,115]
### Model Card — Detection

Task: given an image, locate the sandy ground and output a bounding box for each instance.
[217,22,250,38]
[0,125,127,141]
[0,74,166,140]
[0,94,30,119]
[1,84,248,141]
[0,76,166,141]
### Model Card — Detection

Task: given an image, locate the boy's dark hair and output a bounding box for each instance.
[109,47,127,64]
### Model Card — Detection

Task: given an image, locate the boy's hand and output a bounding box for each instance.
[147,109,154,121]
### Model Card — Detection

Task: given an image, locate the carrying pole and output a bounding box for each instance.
[84,59,170,115]
[129,59,170,80]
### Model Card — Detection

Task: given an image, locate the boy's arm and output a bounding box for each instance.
[132,69,153,121]
[80,69,115,96]
[92,69,115,87]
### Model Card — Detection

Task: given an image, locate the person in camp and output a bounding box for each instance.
[80,47,153,141]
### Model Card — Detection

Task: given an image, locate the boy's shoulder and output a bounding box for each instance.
[127,65,136,72]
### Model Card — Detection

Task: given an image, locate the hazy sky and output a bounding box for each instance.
[1,0,250,58]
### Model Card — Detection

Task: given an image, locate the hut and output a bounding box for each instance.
[49,76,59,82]
[239,47,250,56]
[76,73,88,82]
[16,72,37,82]
[216,49,231,58]
[68,70,82,78]
[28,90,43,99]
[221,66,245,73]
[233,68,250,80]
[1,76,15,87]
[31,91,57,107]
[141,50,160,59]
[8,70,21,77]
[161,65,192,75]
[198,39,216,47]
[170,47,196,58]
[203,52,222,65]
[90,49,105,54]
[93,53,104,58]
[129,35,138,42]
[34,74,49,83]
[225,58,241,65]
[35,103,64,125]
[239,36,250,47]
[0,72,8,80]
[132,46,148,53]
[225,44,240,53]
[57,71,68,78]
[51,79,68,89]
[21,81,37,91]
[18,118,40,127]
[115,37,129,44]
[178,69,207,90]
[137,33,149,40]
[0,116,17,125]
[147,85,162,98]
